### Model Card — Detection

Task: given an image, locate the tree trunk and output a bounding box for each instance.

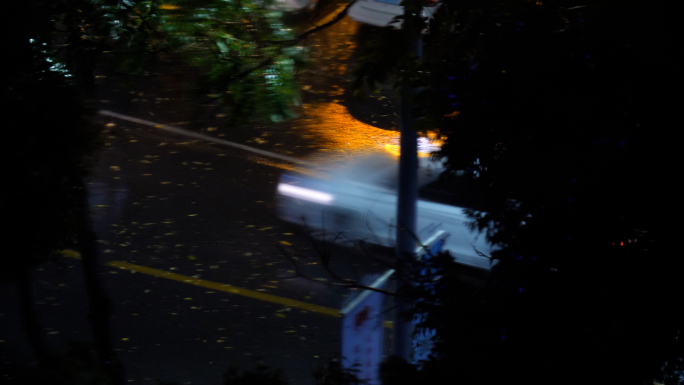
[17,266,47,364]
[76,179,125,384]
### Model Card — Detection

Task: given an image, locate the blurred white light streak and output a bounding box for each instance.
[277,184,334,205]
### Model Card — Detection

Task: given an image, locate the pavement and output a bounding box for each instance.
[1,11,402,385]
[0,251,347,385]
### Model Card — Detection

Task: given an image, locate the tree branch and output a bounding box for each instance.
[296,0,359,41]
[278,242,397,296]
[264,0,360,46]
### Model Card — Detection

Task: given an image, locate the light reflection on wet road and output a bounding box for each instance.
[94,3,401,166]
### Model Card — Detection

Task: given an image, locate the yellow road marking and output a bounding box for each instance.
[61,249,82,259]
[61,250,341,317]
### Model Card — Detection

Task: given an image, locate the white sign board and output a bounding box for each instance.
[341,269,394,385]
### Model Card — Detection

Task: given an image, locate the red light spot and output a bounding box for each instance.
[355,306,370,329]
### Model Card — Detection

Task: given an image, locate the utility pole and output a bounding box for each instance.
[393,0,423,362]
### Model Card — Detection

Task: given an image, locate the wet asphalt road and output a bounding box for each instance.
[1,5,401,385]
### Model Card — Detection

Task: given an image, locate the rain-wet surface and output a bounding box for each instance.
[93,2,401,164]
[1,5,403,385]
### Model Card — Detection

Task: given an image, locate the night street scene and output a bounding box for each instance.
[2,0,681,384]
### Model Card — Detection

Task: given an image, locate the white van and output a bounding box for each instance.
[275,151,494,270]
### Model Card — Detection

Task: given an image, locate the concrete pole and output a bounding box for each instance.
[393,2,423,362]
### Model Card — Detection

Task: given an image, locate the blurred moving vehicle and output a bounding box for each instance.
[348,0,440,28]
[275,151,494,271]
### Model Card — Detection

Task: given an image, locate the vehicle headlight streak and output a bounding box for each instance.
[277,183,334,205]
